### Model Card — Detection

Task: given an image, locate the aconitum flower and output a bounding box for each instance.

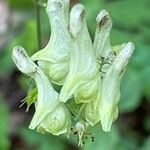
[99,42,134,132]
[59,4,100,104]
[12,46,70,135]
[92,10,135,132]
[31,0,72,85]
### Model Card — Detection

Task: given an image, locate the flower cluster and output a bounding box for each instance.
[12,0,134,146]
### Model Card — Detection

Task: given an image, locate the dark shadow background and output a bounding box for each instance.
[0,0,150,149]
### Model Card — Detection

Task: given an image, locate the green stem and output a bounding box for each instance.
[35,0,42,49]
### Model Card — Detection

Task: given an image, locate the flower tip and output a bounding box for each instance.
[101,116,112,132]
[46,0,63,14]
[12,46,36,75]
[28,123,35,130]
[12,46,25,60]
[96,9,109,21]
[73,3,85,11]
[100,105,116,132]
[70,3,85,37]
[96,9,112,27]
[126,42,135,51]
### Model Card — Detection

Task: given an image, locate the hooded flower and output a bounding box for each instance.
[12,46,71,135]
[59,4,100,104]
[99,42,135,132]
[31,0,72,85]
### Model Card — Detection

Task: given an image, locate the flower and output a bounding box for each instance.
[31,0,72,85]
[99,42,135,132]
[12,46,71,135]
[59,4,100,104]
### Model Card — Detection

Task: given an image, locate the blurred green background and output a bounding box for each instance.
[0,0,150,149]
